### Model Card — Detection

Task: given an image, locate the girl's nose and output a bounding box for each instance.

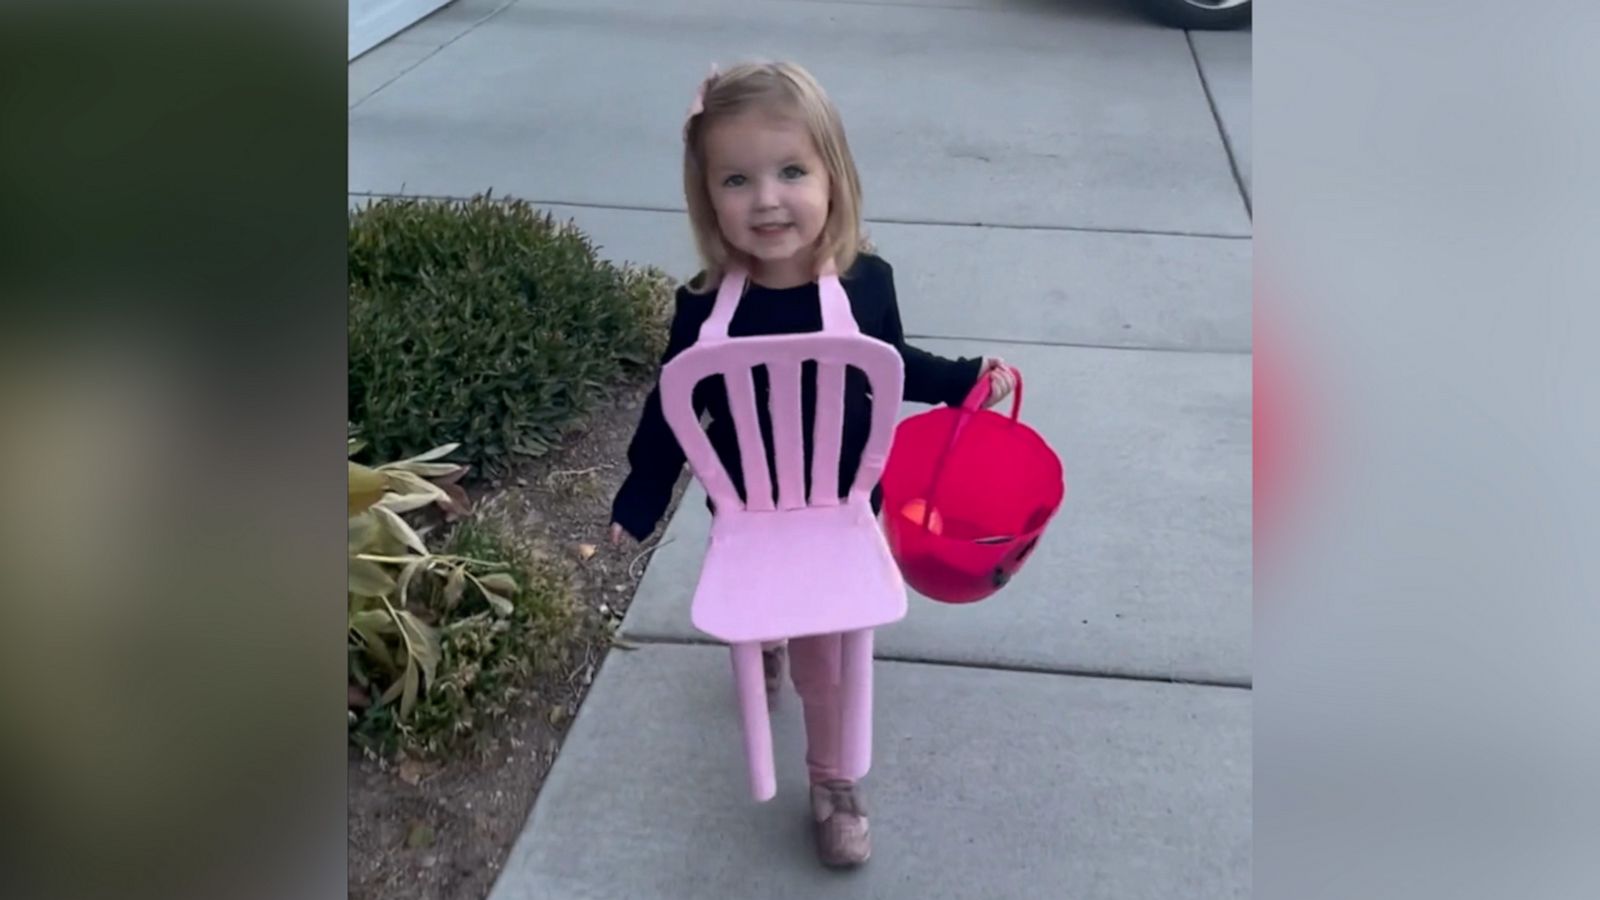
[755,178,780,209]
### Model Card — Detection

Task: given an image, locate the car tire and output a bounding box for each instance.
[1142,0,1251,30]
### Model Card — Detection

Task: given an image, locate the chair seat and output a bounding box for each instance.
[690,500,908,644]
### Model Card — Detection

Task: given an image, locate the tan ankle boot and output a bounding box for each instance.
[810,779,871,867]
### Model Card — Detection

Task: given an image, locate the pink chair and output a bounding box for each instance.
[657,265,908,802]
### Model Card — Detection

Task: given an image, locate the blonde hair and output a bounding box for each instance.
[682,61,867,293]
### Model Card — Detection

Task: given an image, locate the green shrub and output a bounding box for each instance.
[350,515,582,759]
[413,519,579,752]
[347,461,585,755]
[349,195,672,474]
[349,440,503,725]
[348,436,585,759]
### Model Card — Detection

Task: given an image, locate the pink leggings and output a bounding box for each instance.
[764,634,853,784]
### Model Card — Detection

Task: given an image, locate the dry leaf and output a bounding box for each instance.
[397,443,461,464]
[439,482,472,519]
[443,567,467,609]
[374,505,429,556]
[476,573,518,616]
[349,463,388,516]
[478,572,517,596]
[406,822,436,849]
[574,543,597,561]
[348,559,396,597]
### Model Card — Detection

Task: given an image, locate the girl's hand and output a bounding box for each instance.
[609,523,627,546]
[980,358,1016,409]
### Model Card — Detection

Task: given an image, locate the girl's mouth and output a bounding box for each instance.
[752,223,793,236]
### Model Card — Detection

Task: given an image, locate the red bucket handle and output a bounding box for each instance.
[961,363,1023,420]
[909,365,1023,532]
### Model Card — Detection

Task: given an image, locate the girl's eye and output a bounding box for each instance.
[722,174,746,188]
[781,165,807,180]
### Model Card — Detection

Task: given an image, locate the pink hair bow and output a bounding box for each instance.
[685,63,719,121]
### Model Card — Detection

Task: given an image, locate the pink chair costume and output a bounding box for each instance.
[656,264,909,802]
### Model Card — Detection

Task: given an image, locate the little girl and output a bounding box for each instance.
[608,60,1014,868]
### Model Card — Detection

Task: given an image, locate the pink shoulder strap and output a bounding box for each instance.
[698,262,858,343]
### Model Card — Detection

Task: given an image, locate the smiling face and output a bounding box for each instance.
[702,110,833,288]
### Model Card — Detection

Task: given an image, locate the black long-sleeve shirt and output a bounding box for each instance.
[610,253,983,541]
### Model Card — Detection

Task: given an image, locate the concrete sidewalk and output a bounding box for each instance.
[350,0,1251,895]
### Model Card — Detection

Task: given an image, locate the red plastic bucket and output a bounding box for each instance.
[880,368,1065,604]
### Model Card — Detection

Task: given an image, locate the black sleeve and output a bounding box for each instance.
[609,286,712,541]
[874,259,985,407]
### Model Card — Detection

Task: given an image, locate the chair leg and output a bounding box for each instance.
[838,628,874,781]
[730,642,776,801]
